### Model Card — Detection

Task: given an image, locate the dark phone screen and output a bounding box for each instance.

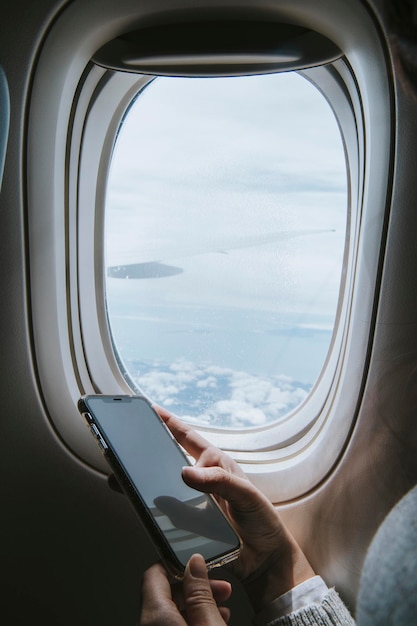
[84,396,240,568]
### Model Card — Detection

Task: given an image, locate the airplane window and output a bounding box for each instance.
[105,73,347,428]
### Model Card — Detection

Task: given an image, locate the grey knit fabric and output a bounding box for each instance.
[356,485,417,626]
[259,485,417,626]
[260,588,355,626]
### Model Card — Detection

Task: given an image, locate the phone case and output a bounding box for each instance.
[78,395,241,579]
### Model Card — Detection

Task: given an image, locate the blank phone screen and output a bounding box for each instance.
[84,396,240,568]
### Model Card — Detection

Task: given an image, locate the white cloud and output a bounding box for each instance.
[132,358,310,428]
[196,376,217,389]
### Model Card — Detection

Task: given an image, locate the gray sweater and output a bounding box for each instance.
[260,485,417,626]
[262,588,355,626]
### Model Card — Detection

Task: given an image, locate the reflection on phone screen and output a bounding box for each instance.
[85,397,240,566]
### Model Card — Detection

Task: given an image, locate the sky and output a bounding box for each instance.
[104,72,347,427]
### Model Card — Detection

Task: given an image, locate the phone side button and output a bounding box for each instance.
[85,412,93,423]
[96,436,108,451]
[90,423,101,437]
[89,424,108,451]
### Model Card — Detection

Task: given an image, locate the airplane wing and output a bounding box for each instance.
[107,228,336,279]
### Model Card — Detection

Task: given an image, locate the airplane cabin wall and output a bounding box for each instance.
[0,2,162,625]
[0,0,417,624]
[278,0,417,606]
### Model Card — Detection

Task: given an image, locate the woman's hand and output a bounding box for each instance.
[155,406,315,613]
[140,554,232,626]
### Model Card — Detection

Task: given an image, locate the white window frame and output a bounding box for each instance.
[27,0,393,501]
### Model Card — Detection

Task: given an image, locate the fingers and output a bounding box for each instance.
[182,465,272,515]
[209,579,233,605]
[152,406,315,614]
[153,405,245,478]
[140,558,232,626]
[140,563,181,626]
[171,568,232,616]
[181,465,286,560]
[217,606,231,623]
[155,406,216,460]
[183,554,231,625]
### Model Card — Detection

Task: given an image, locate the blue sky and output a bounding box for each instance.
[105,72,347,426]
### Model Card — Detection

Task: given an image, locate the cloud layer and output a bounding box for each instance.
[128,358,311,428]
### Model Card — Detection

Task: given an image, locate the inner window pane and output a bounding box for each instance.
[105,73,347,428]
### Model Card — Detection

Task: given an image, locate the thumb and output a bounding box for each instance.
[183,554,229,626]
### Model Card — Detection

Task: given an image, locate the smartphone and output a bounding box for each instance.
[78,394,241,578]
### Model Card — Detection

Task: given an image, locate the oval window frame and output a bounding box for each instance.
[26,0,394,501]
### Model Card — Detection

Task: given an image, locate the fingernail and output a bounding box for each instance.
[181,466,195,480]
[188,554,207,578]
[182,466,202,478]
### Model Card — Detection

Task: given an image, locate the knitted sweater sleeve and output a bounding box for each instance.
[257,588,356,626]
